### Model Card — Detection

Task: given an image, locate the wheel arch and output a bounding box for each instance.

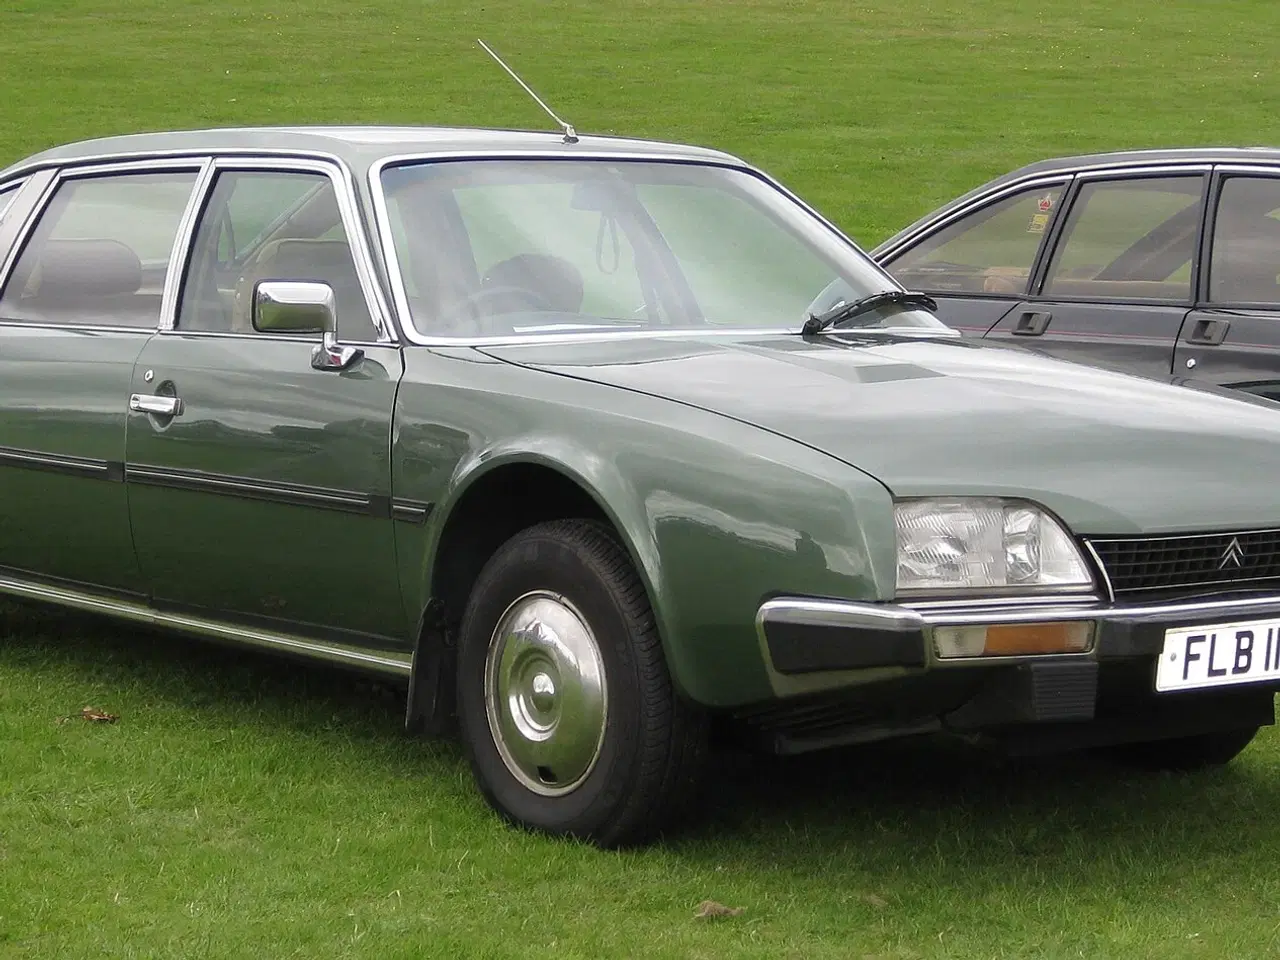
[405,448,667,733]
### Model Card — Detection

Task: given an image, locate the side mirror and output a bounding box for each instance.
[253,280,336,334]
[252,280,362,372]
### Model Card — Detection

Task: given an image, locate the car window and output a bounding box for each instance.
[1041,176,1204,301]
[884,183,1066,296]
[1209,176,1280,304]
[177,170,378,341]
[0,171,197,328]
[0,182,21,221]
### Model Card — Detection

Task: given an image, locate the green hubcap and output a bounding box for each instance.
[484,591,608,797]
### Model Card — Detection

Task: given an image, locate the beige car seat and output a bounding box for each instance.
[232,238,377,340]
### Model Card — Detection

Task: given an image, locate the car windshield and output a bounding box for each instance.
[377,159,947,339]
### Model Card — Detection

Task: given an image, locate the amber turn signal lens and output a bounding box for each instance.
[933,621,1093,658]
[982,622,1092,655]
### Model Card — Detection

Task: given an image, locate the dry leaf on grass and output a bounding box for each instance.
[862,893,889,909]
[694,900,744,920]
[57,706,119,725]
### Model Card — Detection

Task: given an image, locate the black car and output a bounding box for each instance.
[873,148,1280,400]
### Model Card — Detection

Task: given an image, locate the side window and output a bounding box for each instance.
[1209,176,1280,304]
[0,171,197,328]
[1042,176,1203,301]
[884,183,1066,296]
[0,183,21,221]
[177,170,377,340]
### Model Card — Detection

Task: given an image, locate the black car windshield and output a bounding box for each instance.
[377,159,947,339]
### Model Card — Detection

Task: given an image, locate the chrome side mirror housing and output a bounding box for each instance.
[253,280,336,334]
[252,280,363,372]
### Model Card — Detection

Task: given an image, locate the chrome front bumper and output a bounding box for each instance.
[756,592,1280,675]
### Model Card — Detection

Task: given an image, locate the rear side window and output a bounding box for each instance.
[885,183,1066,296]
[1209,176,1280,304]
[1041,176,1204,301]
[0,171,197,328]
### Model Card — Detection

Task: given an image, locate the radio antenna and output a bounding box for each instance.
[477,39,578,144]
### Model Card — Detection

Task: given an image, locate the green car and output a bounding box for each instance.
[2,126,1280,847]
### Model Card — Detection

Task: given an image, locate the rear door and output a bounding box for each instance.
[124,159,408,651]
[879,178,1070,335]
[985,172,1207,380]
[1173,170,1280,401]
[0,161,202,593]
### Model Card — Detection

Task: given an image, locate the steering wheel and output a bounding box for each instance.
[435,285,550,336]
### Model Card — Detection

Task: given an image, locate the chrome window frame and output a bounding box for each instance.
[366,150,909,347]
[163,156,396,345]
[0,179,24,220]
[0,158,210,334]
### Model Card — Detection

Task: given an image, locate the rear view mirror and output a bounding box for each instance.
[252,280,336,334]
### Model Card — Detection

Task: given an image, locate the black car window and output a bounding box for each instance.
[0,171,197,328]
[177,170,377,341]
[1042,176,1204,301]
[1209,176,1280,305]
[884,183,1066,296]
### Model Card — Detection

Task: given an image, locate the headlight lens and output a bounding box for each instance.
[895,497,1093,593]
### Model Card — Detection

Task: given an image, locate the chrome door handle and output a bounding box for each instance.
[129,393,183,417]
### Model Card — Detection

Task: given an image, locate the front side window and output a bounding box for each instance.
[1041,176,1204,301]
[379,159,944,338]
[177,170,378,340]
[1209,176,1280,304]
[0,171,197,328]
[884,183,1067,296]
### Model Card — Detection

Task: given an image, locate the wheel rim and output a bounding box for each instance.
[484,591,608,797]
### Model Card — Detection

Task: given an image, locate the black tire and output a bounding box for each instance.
[1098,726,1261,772]
[455,519,708,847]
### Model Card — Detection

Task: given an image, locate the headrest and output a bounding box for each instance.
[256,238,359,279]
[33,238,142,299]
[482,254,584,313]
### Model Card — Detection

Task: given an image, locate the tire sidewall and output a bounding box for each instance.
[456,528,648,837]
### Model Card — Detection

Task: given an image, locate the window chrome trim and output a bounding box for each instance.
[160,159,216,331]
[162,156,396,343]
[0,157,210,332]
[875,163,1216,265]
[366,150,905,347]
[0,179,24,219]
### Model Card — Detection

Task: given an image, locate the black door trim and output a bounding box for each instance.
[0,443,122,480]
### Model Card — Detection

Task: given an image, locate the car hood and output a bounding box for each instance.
[481,332,1280,536]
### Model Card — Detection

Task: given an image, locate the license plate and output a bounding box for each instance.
[1157,618,1280,692]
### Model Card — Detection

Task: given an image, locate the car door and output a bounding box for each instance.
[1172,170,1280,401]
[124,160,408,649]
[878,178,1070,335]
[0,161,202,593]
[984,172,1208,381]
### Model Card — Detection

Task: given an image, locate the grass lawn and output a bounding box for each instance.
[4,0,1280,957]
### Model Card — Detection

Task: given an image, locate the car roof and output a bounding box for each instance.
[0,125,747,179]
[872,145,1280,256]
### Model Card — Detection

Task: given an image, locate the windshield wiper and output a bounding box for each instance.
[801,290,938,335]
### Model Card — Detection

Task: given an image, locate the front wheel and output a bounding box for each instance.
[1098,726,1261,771]
[456,519,707,847]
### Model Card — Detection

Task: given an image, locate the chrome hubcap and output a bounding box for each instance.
[484,591,608,796]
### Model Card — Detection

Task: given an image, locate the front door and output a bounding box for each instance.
[0,163,201,593]
[124,163,407,649]
[1172,173,1280,402]
[984,174,1207,381]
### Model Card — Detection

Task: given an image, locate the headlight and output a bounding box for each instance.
[894,497,1093,594]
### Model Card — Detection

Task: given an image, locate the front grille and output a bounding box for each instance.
[1086,528,1280,599]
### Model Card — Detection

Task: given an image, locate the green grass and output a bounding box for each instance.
[5,0,1280,956]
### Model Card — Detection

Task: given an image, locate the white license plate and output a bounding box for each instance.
[1157,618,1280,692]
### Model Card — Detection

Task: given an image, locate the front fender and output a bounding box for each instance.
[394,347,898,708]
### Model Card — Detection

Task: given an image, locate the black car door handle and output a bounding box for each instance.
[1012,311,1052,336]
[1186,317,1231,346]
